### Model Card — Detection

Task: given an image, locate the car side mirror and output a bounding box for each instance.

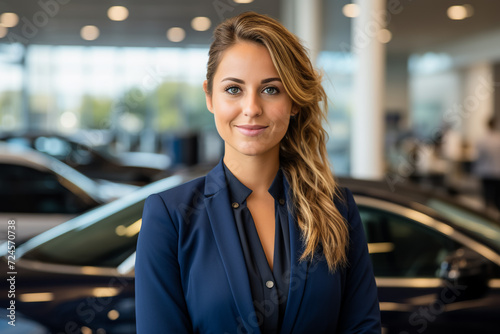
[438,248,492,302]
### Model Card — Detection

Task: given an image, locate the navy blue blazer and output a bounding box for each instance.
[135,161,381,333]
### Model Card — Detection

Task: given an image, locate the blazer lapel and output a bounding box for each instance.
[204,162,261,334]
[280,178,309,334]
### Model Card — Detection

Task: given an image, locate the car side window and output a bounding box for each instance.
[358,205,461,278]
[0,163,92,214]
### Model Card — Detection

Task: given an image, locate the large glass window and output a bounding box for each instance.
[23,45,211,132]
[0,44,23,132]
[0,45,213,137]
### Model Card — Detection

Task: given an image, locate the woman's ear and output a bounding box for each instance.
[291,105,299,117]
[203,80,214,114]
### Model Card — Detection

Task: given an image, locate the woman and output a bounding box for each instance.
[136,12,380,334]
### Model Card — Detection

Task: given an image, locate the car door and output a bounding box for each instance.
[355,196,500,334]
[0,163,96,242]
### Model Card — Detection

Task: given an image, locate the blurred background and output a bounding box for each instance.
[1,1,500,333]
[1,0,499,208]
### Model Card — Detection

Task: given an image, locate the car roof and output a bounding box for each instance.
[339,176,500,238]
[338,177,478,213]
[0,142,101,202]
[339,177,439,203]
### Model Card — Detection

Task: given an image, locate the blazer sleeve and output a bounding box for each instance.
[135,193,193,333]
[337,188,381,333]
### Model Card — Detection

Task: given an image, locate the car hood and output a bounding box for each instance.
[95,179,139,202]
[115,152,171,171]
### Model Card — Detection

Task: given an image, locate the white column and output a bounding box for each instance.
[351,0,387,179]
[281,0,322,64]
[461,63,494,144]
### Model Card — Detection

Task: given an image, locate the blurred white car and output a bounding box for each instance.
[0,143,137,242]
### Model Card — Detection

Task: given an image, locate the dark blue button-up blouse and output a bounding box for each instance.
[223,163,291,334]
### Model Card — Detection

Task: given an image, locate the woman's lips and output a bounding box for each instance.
[236,125,268,137]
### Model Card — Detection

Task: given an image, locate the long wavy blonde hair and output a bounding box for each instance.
[206,12,348,271]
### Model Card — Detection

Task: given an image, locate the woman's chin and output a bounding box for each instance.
[233,143,281,158]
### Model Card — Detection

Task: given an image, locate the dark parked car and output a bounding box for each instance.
[1,174,499,333]
[1,132,171,185]
[0,143,137,242]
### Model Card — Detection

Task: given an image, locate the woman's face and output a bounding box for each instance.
[204,41,295,160]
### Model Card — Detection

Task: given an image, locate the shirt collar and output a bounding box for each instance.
[223,162,285,205]
[268,168,285,203]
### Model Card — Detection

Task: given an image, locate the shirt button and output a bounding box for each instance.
[265,280,274,289]
[232,202,240,209]
[279,199,285,205]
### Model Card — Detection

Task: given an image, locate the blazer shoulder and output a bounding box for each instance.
[334,186,350,218]
[334,186,363,230]
[152,175,207,208]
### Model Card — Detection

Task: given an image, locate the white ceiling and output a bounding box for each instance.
[0,0,280,48]
[1,0,500,56]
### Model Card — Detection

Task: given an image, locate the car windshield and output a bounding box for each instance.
[18,175,186,268]
[426,198,500,251]
[20,200,144,267]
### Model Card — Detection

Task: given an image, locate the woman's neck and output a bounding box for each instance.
[223,149,279,194]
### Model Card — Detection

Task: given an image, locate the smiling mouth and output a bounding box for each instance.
[236,125,268,136]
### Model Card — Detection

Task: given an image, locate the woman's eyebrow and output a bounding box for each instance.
[261,77,281,84]
[221,77,244,83]
[221,77,281,84]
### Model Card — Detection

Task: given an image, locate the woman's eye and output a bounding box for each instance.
[263,87,279,95]
[226,87,241,95]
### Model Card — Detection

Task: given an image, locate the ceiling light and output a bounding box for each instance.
[107,6,129,21]
[191,16,211,31]
[80,25,100,41]
[81,327,92,334]
[0,26,7,38]
[377,29,392,43]
[92,287,120,298]
[447,5,474,20]
[463,4,474,17]
[19,292,54,303]
[233,0,254,3]
[167,27,185,42]
[0,12,19,28]
[342,4,360,18]
[108,309,120,321]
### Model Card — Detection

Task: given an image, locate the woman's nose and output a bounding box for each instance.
[242,92,262,117]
